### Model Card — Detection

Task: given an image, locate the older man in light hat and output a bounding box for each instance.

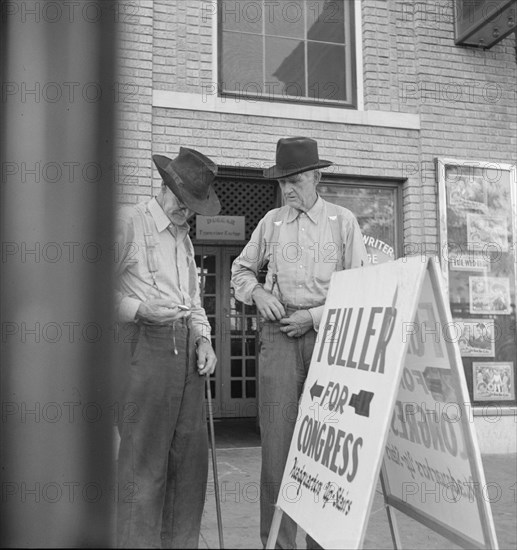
[115,148,219,548]
[232,137,368,548]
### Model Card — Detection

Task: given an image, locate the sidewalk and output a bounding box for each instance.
[199,422,517,549]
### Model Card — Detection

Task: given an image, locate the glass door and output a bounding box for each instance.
[195,246,259,418]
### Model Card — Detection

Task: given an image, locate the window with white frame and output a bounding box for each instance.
[218,0,357,108]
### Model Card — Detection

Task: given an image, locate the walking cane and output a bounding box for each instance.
[206,375,224,549]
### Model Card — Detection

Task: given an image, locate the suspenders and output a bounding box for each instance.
[134,202,161,295]
[267,201,345,302]
[325,202,345,271]
[133,202,184,354]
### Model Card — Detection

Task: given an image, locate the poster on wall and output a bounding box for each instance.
[473,362,515,401]
[469,276,512,315]
[466,214,508,252]
[455,318,496,357]
[447,175,487,212]
[437,157,517,407]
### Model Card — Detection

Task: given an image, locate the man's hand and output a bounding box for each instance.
[252,286,286,321]
[196,339,217,375]
[279,310,313,338]
[135,298,189,324]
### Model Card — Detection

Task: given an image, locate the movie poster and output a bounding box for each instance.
[454,318,496,357]
[467,214,508,252]
[447,175,487,212]
[469,276,511,315]
[473,362,515,401]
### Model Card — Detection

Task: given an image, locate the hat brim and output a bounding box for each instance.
[153,155,221,216]
[264,159,333,179]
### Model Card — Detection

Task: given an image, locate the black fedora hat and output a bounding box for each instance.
[152,148,221,216]
[264,136,333,179]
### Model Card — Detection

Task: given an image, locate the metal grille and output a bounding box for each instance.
[190,177,278,242]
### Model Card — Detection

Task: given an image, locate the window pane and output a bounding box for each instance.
[307,0,345,44]
[245,359,256,377]
[208,317,216,333]
[231,380,243,398]
[230,315,243,333]
[244,338,256,356]
[319,184,397,264]
[204,296,216,315]
[308,42,346,102]
[265,0,304,38]
[220,0,263,34]
[265,37,305,98]
[242,300,254,313]
[221,31,263,93]
[231,338,242,356]
[245,380,256,398]
[202,254,216,273]
[231,359,242,377]
[205,374,216,399]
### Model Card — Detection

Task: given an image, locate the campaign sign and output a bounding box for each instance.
[271,257,497,549]
[383,261,498,549]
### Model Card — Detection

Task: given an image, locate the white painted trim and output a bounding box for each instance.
[153,89,420,129]
[211,0,217,89]
[355,0,365,111]
[206,0,392,124]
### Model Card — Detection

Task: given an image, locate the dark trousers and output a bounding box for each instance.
[116,323,208,549]
[258,321,321,549]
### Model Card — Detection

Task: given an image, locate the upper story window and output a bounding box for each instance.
[218,0,357,108]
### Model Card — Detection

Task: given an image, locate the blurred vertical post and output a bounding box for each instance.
[1,1,117,546]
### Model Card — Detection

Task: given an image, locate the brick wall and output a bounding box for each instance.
[360,0,516,249]
[115,0,517,250]
[153,0,213,92]
[115,0,154,203]
[402,0,516,250]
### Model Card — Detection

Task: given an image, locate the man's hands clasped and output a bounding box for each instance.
[252,286,313,338]
[252,285,285,321]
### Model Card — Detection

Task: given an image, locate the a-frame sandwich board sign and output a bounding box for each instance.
[266,256,498,550]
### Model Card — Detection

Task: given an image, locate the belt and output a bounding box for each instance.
[284,304,319,315]
[140,317,189,328]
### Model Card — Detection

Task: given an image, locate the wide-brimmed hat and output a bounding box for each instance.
[152,148,221,216]
[264,136,333,179]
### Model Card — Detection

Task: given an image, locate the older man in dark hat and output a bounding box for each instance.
[232,137,368,549]
[115,148,219,548]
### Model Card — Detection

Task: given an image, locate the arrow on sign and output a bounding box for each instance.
[349,390,374,417]
[310,380,324,401]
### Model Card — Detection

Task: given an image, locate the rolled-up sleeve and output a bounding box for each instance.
[231,217,269,305]
[114,210,143,322]
[187,253,212,343]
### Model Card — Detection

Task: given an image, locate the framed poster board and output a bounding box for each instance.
[437,158,517,408]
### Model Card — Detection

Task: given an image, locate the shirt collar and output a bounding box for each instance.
[148,197,171,233]
[286,195,324,224]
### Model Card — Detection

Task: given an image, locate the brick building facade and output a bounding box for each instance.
[115,0,517,452]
